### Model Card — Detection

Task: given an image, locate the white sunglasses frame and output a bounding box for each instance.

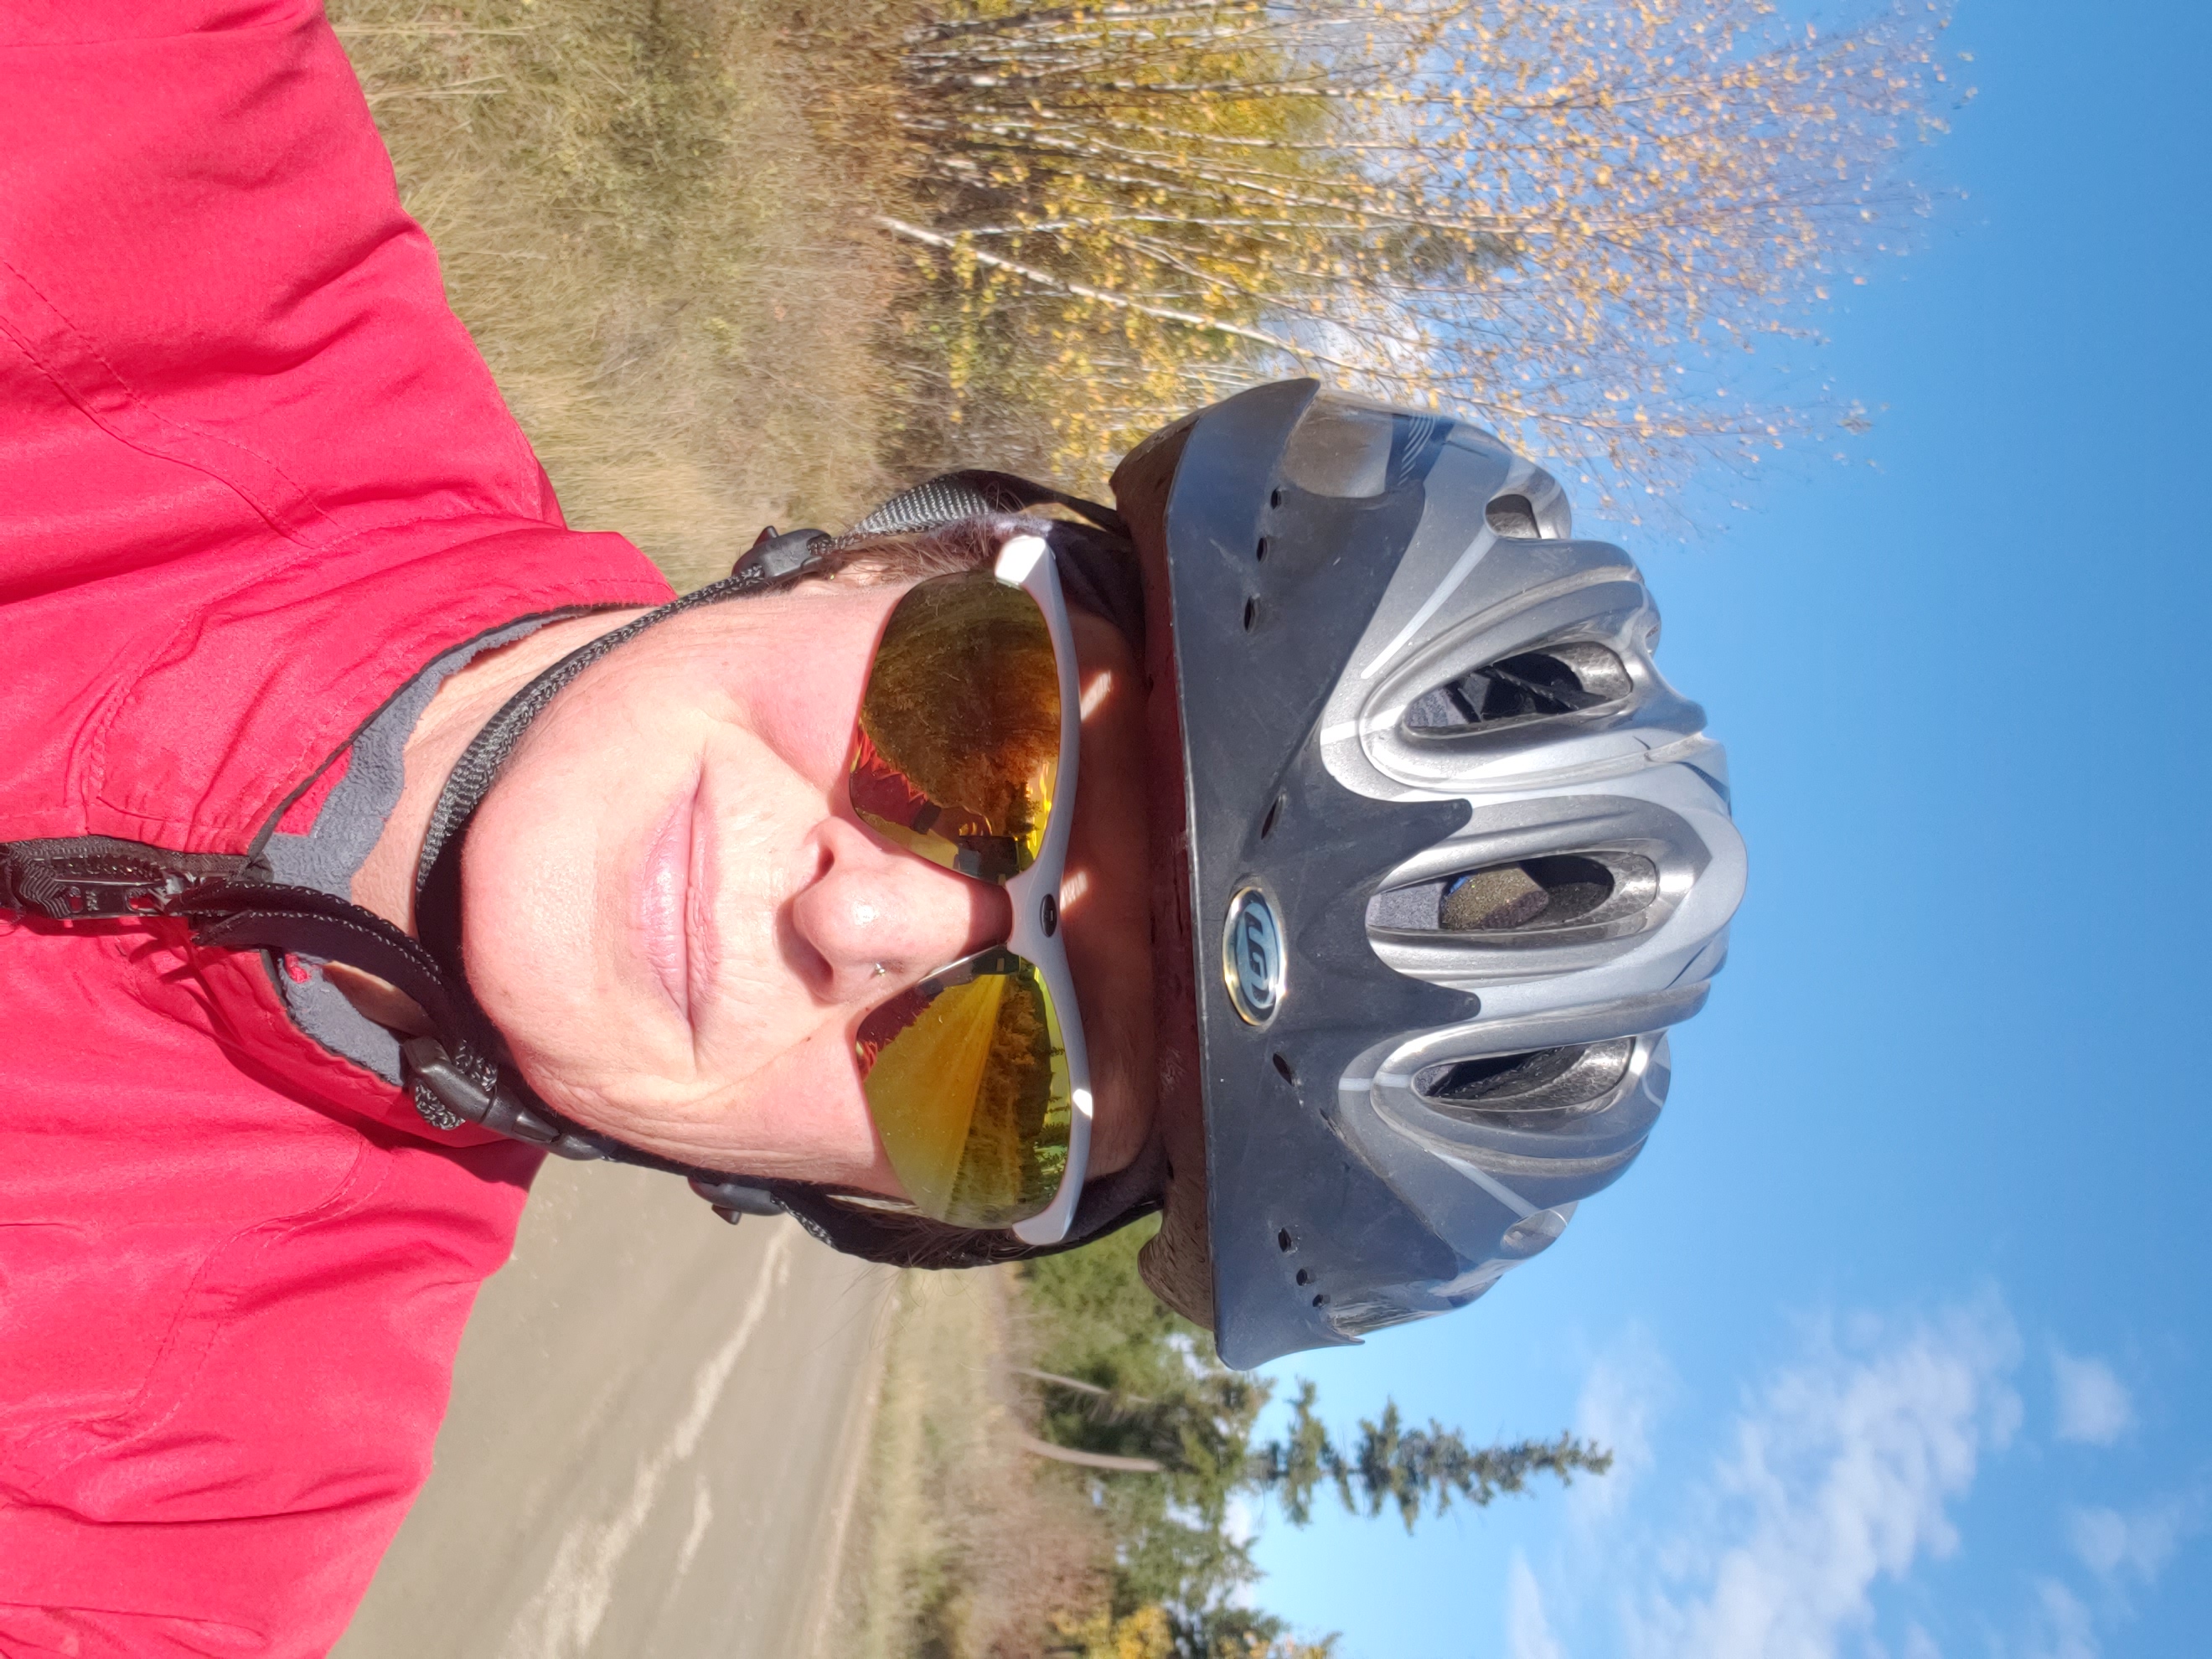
[852,533,1093,1245]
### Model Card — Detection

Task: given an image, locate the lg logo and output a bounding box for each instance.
[1222,886,1285,1027]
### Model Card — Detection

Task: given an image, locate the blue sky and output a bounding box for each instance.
[1243,3,2212,1655]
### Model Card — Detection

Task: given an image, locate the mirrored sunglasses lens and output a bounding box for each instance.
[850,572,1059,882]
[855,953,1072,1228]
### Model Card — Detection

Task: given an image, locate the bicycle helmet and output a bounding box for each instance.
[1111,380,1744,1366]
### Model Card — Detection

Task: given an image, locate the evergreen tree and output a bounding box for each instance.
[1020,1222,1607,1658]
[1252,1381,1610,1530]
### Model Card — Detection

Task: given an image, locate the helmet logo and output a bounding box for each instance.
[1222,886,1285,1026]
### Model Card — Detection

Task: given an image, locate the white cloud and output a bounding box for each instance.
[2067,1496,2195,1587]
[1572,1325,1675,1524]
[2023,1579,2099,1659]
[2050,1351,2133,1446]
[1619,1301,2021,1659]
[1507,1550,1568,1659]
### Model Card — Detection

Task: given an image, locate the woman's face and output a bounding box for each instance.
[457,573,1156,1198]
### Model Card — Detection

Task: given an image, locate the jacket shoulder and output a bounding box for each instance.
[0,2,678,847]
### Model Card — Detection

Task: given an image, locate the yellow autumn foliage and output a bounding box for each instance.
[1049,1600,1336,1659]
[869,0,1964,504]
[1052,1603,1178,1659]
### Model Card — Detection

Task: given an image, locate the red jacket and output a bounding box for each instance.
[0,3,676,1651]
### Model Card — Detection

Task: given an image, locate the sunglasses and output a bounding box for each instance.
[846,535,1093,1245]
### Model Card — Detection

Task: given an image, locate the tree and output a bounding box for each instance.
[1017,1222,1605,1658]
[861,0,1967,504]
[1018,1228,1279,1650]
[1049,1600,1338,1659]
[1252,1381,1610,1529]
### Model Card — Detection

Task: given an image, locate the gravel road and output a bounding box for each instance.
[333,1160,895,1659]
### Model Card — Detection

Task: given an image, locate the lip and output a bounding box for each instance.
[638,769,704,1021]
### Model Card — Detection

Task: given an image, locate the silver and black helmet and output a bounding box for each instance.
[1113,380,1744,1367]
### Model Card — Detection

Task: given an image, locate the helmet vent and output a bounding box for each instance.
[1403,641,1631,733]
[1485,493,1548,539]
[1415,1038,1635,1123]
[1369,851,1659,937]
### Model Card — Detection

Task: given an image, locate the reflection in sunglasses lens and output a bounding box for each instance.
[850,573,1059,882]
[856,952,1072,1228]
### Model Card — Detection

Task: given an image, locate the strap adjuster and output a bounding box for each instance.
[689,1175,783,1224]
[401,1036,602,1159]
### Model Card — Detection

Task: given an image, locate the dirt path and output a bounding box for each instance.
[334,1160,895,1659]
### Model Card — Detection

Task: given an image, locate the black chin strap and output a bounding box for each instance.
[127,473,1156,1255]
[413,552,824,985]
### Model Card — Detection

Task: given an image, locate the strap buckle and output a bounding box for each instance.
[400,1036,604,1160]
[28,875,176,918]
[689,1176,783,1225]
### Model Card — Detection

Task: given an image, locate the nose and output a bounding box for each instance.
[789,817,1012,1002]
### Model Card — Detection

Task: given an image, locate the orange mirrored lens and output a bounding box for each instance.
[855,951,1072,1228]
[850,572,1059,882]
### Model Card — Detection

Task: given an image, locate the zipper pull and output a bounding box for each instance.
[0,839,251,921]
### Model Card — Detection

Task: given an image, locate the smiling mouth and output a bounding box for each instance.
[639,772,705,1020]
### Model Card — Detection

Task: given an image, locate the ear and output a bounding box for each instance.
[1115,419,1217,1333]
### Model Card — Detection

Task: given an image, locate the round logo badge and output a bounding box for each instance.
[1222,886,1285,1027]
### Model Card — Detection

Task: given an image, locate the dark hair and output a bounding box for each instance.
[815,514,1050,586]
[778,511,1147,654]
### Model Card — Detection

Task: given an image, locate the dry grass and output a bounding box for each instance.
[830,1268,1107,1659]
[333,0,911,589]
[338,15,1111,1651]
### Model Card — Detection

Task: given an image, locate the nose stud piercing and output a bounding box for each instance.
[872,962,887,978]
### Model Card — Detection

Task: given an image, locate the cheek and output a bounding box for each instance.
[456,644,719,1085]
[685,1027,894,1184]
[459,714,685,1084]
